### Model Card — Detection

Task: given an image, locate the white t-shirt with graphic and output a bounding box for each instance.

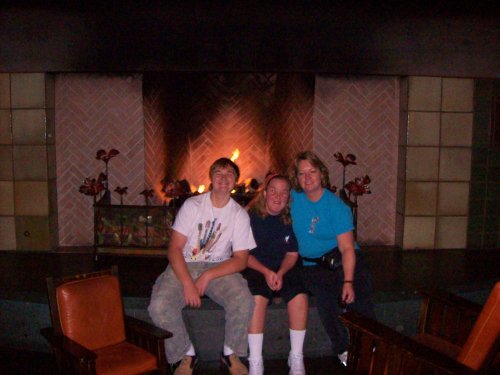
[172,192,256,262]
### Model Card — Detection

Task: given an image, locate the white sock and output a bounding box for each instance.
[185,343,195,356]
[223,344,234,356]
[289,329,306,355]
[248,333,264,360]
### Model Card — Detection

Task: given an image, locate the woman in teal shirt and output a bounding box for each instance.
[290,150,375,366]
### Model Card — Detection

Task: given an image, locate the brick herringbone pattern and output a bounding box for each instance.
[144,86,167,204]
[56,74,144,246]
[270,75,314,173]
[313,77,399,245]
[178,74,275,186]
[144,74,278,189]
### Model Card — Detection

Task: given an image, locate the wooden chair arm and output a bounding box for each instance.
[340,311,477,375]
[41,327,97,375]
[41,327,97,360]
[124,315,172,371]
[418,289,483,346]
[418,289,483,315]
[124,315,173,340]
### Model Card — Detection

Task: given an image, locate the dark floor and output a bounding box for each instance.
[0,247,498,374]
[0,347,347,375]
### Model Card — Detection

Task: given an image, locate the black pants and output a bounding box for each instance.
[301,252,375,355]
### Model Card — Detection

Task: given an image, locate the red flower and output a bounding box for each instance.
[334,152,357,167]
[140,189,155,205]
[79,173,106,196]
[108,149,119,158]
[96,149,120,162]
[114,186,128,195]
[140,189,155,198]
[96,149,107,160]
[345,175,371,197]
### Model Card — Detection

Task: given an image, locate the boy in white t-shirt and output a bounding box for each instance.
[148,158,256,375]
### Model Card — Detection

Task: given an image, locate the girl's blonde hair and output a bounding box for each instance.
[247,174,292,225]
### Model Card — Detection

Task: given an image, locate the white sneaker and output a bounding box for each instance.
[248,357,264,375]
[338,351,348,366]
[288,352,306,375]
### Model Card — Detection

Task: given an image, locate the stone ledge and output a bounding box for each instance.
[1,287,490,361]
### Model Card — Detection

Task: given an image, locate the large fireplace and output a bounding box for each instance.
[55,73,400,247]
[143,73,315,197]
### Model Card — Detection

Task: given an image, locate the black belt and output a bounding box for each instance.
[301,247,342,271]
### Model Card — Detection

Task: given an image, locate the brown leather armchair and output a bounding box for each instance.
[340,282,500,374]
[41,266,172,375]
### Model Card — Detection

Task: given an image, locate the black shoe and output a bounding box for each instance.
[170,355,198,374]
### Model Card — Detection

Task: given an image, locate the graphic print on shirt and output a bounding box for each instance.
[308,216,320,234]
[190,218,222,261]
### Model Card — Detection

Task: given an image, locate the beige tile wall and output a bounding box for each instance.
[408,112,440,146]
[0,145,13,180]
[0,181,15,215]
[0,73,11,109]
[0,73,57,251]
[0,110,12,144]
[12,109,47,144]
[401,77,474,249]
[403,216,436,249]
[11,73,47,108]
[441,113,473,146]
[436,216,468,249]
[438,182,469,215]
[395,78,408,248]
[405,182,438,215]
[0,217,16,249]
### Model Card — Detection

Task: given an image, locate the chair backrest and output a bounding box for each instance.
[457,281,500,371]
[47,267,126,351]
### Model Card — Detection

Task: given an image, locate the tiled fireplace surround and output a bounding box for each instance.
[0,73,496,251]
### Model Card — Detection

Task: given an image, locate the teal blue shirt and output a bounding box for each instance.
[291,189,355,262]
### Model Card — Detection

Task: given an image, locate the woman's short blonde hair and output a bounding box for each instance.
[290,150,331,192]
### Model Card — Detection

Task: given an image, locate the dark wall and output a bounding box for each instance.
[1,2,498,77]
[468,80,500,249]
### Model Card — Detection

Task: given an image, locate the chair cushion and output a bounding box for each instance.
[414,333,462,359]
[94,341,158,375]
[457,282,500,371]
[56,275,126,350]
